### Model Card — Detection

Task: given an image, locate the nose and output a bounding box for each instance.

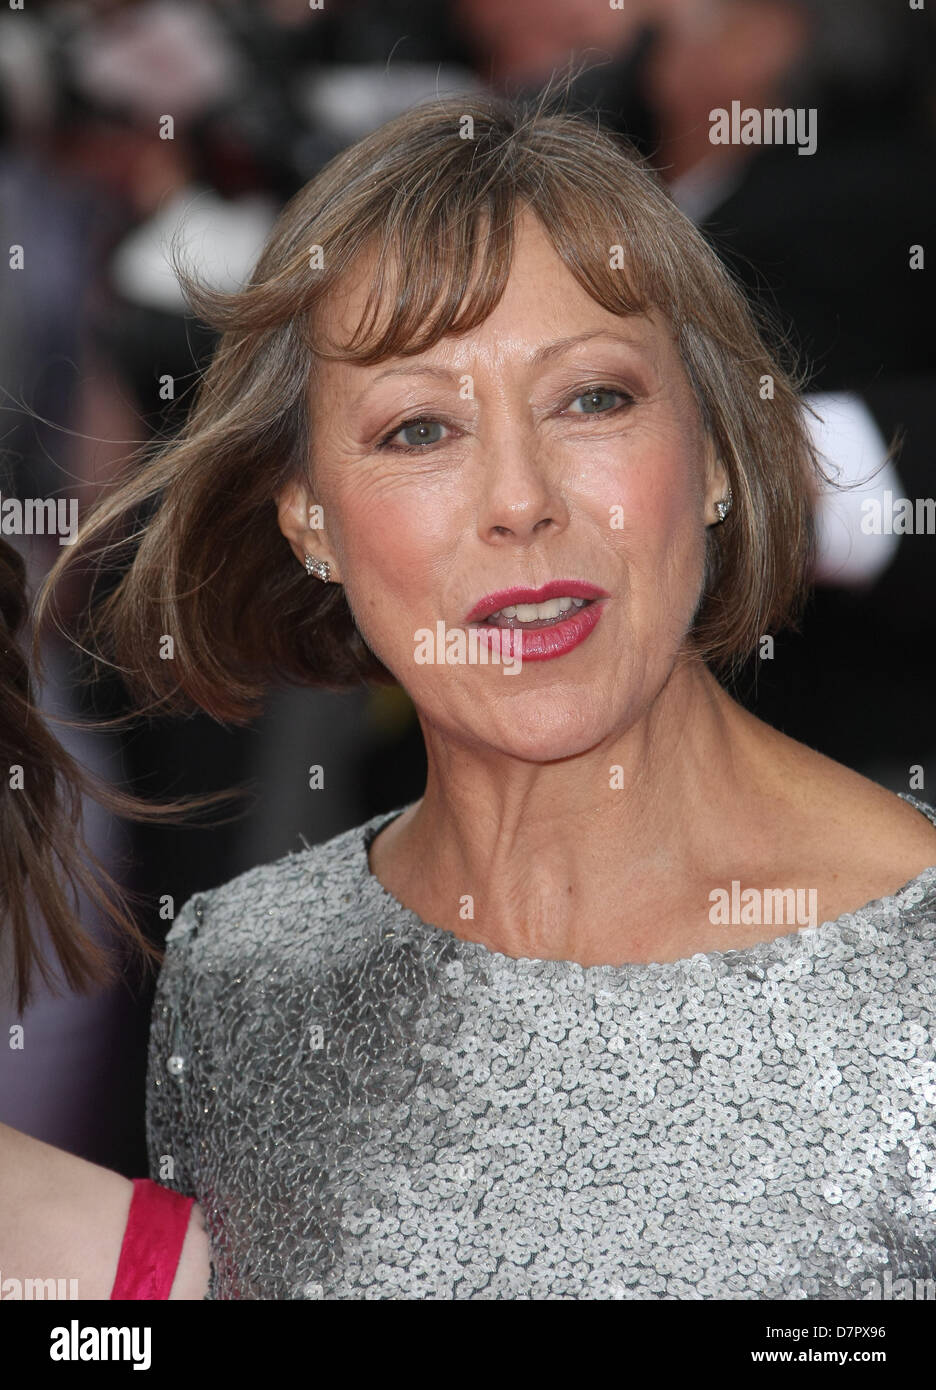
[475,423,570,545]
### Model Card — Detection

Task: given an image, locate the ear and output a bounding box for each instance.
[276,477,340,580]
[702,438,730,526]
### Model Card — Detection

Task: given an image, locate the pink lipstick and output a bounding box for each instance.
[465,579,608,662]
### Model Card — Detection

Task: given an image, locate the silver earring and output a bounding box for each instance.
[304,554,331,582]
[714,488,733,523]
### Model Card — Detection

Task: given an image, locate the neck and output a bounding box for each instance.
[381,661,769,964]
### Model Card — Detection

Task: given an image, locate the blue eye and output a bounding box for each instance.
[569,388,625,414]
[382,418,446,449]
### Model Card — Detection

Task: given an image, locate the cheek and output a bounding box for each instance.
[596,441,708,641]
[596,436,703,560]
[328,479,455,643]
[345,490,450,570]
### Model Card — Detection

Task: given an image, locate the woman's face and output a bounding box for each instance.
[279,211,727,761]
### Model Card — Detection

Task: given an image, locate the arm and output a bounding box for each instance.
[168,1200,211,1300]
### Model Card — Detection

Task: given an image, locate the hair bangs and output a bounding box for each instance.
[313,183,517,366]
[529,189,654,324]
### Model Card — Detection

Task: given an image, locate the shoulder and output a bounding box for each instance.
[0,1124,212,1300]
[784,737,936,858]
[752,722,936,911]
[0,1122,132,1300]
[161,807,405,964]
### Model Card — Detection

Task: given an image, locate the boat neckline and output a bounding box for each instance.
[355,794,936,977]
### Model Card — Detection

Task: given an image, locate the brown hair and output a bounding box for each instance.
[0,538,163,1015]
[38,91,821,725]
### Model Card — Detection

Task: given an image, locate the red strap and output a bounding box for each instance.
[110,1179,196,1300]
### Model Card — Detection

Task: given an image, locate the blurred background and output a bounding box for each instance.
[0,0,934,1177]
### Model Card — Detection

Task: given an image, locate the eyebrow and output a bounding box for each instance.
[361,329,650,393]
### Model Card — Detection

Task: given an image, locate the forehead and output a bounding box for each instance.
[316,210,676,376]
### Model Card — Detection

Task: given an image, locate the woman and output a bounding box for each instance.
[0,538,210,1298]
[45,95,936,1299]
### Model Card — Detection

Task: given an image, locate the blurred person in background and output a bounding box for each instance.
[0,2,156,1174]
[0,536,209,1298]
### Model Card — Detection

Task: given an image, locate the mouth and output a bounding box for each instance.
[465,580,608,628]
[479,596,596,629]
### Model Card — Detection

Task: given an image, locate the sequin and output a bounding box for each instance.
[146,795,936,1300]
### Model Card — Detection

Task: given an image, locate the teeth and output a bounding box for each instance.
[486,595,588,622]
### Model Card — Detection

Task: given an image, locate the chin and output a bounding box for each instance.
[471,693,616,763]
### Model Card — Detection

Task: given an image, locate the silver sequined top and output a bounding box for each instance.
[146,794,936,1300]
